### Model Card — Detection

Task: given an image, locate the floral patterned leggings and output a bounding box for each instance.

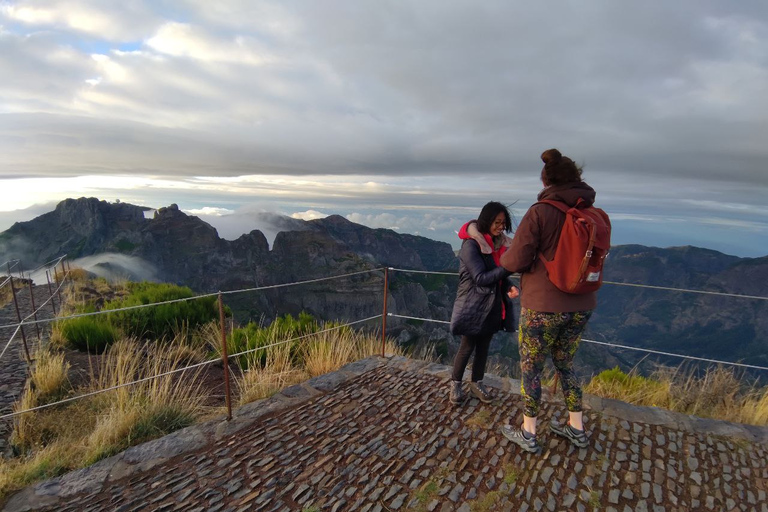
[518,308,593,417]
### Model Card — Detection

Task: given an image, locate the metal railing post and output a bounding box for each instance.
[9,276,31,363]
[381,267,389,358]
[218,293,233,421]
[28,280,41,342]
[54,262,63,303]
[45,270,57,315]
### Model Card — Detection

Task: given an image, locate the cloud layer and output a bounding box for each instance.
[0,1,767,256]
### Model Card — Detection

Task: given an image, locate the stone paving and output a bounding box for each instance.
[4,356,768,512]
[0,283,59,457]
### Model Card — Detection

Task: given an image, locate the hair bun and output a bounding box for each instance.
[541,148,562,167]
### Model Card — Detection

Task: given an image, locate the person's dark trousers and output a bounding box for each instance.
[451,333,493,382]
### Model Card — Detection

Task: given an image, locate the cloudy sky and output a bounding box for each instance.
[1,1,767,256]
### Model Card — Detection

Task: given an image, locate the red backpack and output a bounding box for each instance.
[536,198,611,294]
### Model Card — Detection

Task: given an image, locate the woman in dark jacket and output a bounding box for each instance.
[449,201,519,405]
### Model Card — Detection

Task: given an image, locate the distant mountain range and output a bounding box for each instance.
[1,197,766,377]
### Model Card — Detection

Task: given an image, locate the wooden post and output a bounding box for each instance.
[27,280,41,342]
[218,293,233,421]
[9,276,31,363]
[381,267,389,358]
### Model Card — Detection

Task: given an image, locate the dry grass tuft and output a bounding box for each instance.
[586,365,768,426]
[302,330,357,378]
[237,341,308,405]
[84,337,208,463]
[1,332,212,499]
[29,346,71,403]
[235,326,401,406]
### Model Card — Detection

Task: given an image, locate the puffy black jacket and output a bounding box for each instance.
[450,239,515,336]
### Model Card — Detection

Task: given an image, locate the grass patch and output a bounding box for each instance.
[503,463,519,486]
[466,409,492,430]
[55,316,119,353]
[585,365,768,426]
[235,320,401,405]
[588,488,600,509]
[469,491,502,512]
[407,467,450,512]
[1,334,211,500]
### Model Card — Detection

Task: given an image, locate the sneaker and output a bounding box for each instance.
[469,381,493,403]
[449,380,465,405]
[501,425,541,454]
[550,420,588,448]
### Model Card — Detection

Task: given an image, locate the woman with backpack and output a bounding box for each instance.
[499,148,610,454]
[449,201,520,405]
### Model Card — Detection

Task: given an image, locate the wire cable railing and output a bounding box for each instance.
[2,261,767,427]
[1,259,20,274]
[388,267,768,301]
[0,258,73,363]
[385,313,768,372]
[0,314,383,420]
[0,267,383,331]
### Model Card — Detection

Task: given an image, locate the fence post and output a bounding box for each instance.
[45,271,57,316]
[28,280,41,342]
[9,276,32,363]
[54,263,63,303]
[218,293,233,421]
[381,267,389,358]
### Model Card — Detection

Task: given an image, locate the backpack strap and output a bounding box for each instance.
[535,199,569,213]
[536,198,591,212]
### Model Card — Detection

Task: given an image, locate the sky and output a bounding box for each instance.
[1,1,767,257]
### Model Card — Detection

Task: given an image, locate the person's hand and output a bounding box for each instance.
[507,286,519,299]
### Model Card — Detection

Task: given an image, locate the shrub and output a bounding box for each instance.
[55,316,119,353]
[227,312,319,369]
[104,282,219,341]
[56,282,220,351]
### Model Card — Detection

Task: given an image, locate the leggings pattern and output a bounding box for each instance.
[519,308,592,417]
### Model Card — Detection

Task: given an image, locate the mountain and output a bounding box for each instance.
[2,197,766,378]
[0,198,457,326]
[588,245,768,373]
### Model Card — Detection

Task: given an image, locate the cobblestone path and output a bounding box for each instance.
[0,283,59,457]
[4,357,768,512]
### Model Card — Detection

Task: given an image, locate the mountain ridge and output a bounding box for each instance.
[1,197,766,375]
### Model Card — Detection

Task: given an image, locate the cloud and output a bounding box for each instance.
[291,210,327,221]
[0,1,765,184]
[184,206,235,217]
[2,1,160,41]
[66,253,159,283]
[0,1,767,257]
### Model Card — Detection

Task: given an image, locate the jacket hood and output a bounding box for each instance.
[538,181,596,207]
[458,220,512,255]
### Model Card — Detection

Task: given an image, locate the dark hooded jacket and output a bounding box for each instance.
[450,224,516,336]
[500,181,600,313]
